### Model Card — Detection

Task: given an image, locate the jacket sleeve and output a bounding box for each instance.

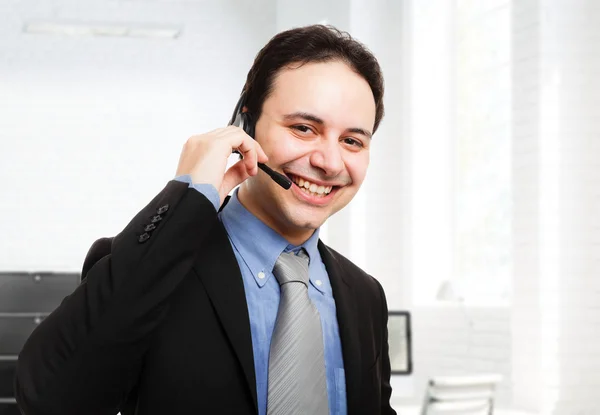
[15,180,218,415]
[376,280,398,415]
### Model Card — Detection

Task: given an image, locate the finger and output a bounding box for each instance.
[254,141,269,164]
[206,127,229,137]
[226,127,269,163]
[231,135,259,176]
[221,159,251,196]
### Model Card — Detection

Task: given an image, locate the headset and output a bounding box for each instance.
[228,92,292,190]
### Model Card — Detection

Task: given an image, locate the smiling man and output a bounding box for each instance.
[237,59,374,246]
[15,25,395,415]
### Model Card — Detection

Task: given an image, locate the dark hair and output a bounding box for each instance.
[241,24,385,133]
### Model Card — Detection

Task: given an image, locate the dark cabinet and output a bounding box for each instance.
[0,272,79,313]
[0,402,21,415]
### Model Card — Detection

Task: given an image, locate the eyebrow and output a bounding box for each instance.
[283,111,373,139]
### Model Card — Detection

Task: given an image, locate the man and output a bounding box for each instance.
[15,24,395,415]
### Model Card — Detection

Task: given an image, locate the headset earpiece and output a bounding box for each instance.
[240,112,256,139]
[232,111,256,139]
[229,92,256,139]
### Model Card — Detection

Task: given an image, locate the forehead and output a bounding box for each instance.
[264,60,376,131]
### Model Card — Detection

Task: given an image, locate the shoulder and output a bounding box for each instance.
[319,242,385,302]
[81,237,114,282]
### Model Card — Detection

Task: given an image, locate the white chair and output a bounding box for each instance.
[420,374,503,415]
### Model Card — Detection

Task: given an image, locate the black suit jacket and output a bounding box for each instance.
[15,180,396,415]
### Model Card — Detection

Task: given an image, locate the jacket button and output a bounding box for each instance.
[144,223,156,232]
[138,233,150,243]
[151,215,163,223]
[157,204,169,215]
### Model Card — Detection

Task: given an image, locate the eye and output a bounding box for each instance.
[291,125,314,134]
[343,137,363,148]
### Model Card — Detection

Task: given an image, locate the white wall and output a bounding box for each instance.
[0,0,276,271]
[409,306,512,405]
[512,0,600,413]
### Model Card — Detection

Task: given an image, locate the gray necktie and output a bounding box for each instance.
[267,249,329,415]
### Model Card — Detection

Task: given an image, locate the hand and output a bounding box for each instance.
[175,126,269,204]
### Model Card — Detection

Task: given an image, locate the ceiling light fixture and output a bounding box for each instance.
[23,21,181,39]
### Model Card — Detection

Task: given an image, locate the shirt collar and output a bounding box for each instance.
[220,189,323,293]
[284,229,327,295]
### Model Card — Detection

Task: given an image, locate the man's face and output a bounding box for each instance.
[238,60,376,244]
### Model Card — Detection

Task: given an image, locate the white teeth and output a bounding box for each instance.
[291,175,334,196]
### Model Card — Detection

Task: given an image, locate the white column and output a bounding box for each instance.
[512,0,600,413]
[406,0,455,306]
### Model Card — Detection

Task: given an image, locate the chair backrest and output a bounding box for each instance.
[421,374,503,415]
[0,272,80,413]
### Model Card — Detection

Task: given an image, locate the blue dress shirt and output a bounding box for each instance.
[174,176,347,415]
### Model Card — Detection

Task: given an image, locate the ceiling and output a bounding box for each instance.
[0,0,276,75]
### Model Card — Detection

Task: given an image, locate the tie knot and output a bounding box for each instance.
[272,249,310,287]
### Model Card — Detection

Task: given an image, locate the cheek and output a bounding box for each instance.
[255,121,286,159]
[263,131,308,162]
[345,153,370,185]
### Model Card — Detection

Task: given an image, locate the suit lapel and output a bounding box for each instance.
[318,241,362,415]
[192,217,258,414]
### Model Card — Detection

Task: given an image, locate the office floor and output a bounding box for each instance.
[391,402,537,415]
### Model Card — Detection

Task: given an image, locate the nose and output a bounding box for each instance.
[309,136,345,178]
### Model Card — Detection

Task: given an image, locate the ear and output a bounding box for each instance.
[242,106,249,113]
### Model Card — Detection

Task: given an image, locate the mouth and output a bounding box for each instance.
[285,173,339,199]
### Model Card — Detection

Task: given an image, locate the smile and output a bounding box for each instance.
[287,174,334,198]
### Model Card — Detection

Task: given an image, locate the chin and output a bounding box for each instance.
[279,205,328,232]
[294,217,325,231]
